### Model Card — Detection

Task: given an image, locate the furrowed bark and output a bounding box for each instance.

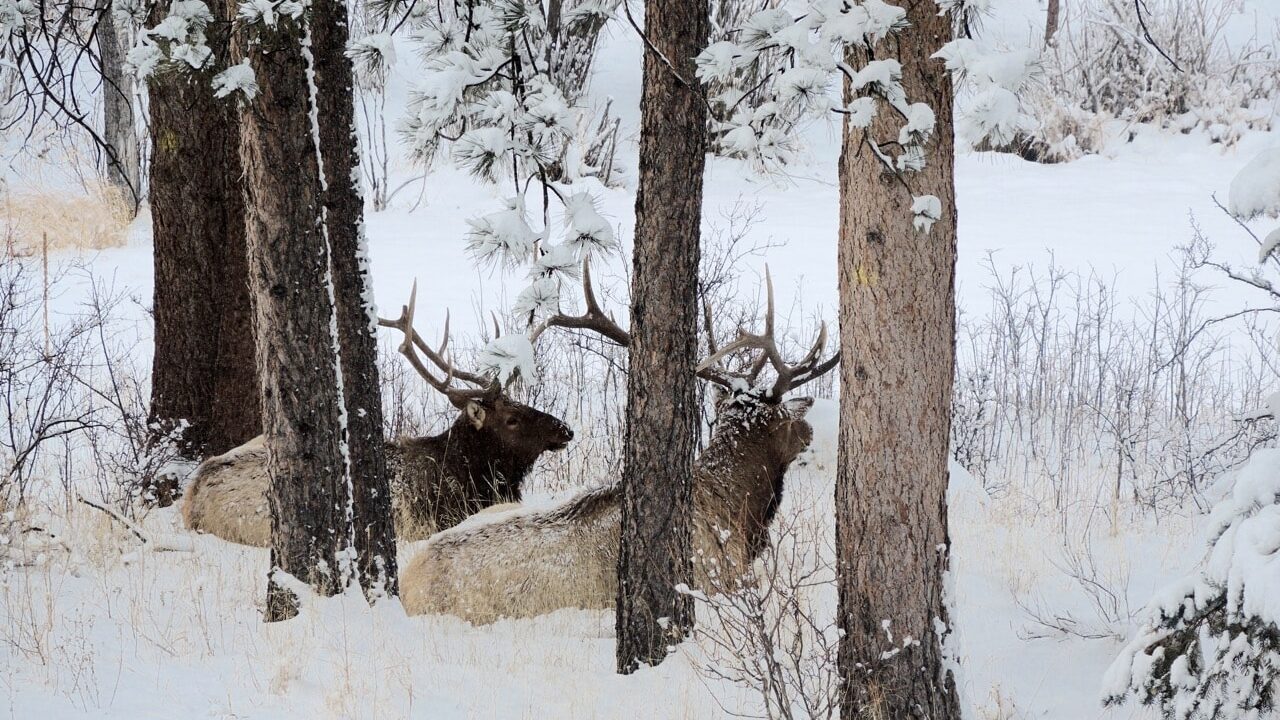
[239,16,352,621]
[310,0,399,597]
[616,0,708,674]
[146,0,258,492]
[96,0,141,210]
[835,1,962,717]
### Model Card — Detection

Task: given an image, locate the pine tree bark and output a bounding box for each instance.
[239,18,353,622]
[311,0,398,596]
[1044,0,1061,46]
[616,0,707,674]
[146,0,259,488]
[95,0,140,210]
[835,3,961,718]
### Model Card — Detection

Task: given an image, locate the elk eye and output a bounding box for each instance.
[506,417,520,428]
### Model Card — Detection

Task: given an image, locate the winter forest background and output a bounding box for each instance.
[3,0,1280,717]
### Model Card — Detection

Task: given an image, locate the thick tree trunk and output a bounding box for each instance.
[835,2,961,718]
[616,0,707,674]
[311,0,398,596]
[146,0,258,493]
[239,18,353,622]
[95,0,140,210]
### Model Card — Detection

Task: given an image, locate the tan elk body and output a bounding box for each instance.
[400,395,815,623]
[400,262,836,623]
[182,288,573,545]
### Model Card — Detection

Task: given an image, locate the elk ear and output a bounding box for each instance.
[782,397,814,419]
[465,401,487,429]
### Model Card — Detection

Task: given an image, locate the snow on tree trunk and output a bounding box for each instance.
[145,0,259,489]
[834,1,962,716]
[238,11,354,621]
[615,0,707,674]
[96,0,140,210]
[310,0,398,597]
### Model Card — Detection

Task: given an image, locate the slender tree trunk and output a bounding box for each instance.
[1045,0,1061,46]
[146,0,258,496]
[311,0,398,596]
[835,2,961,717]
[616,0,707,674]
[239,17,353,622]
[95,0,140,210]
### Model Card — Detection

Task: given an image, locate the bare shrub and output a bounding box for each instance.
[1016,515,1136,642]
[953,247,1276,512]
[1021,0,1279,161]
[0,254,102,510]
[680,490,841,720]
[0,244,177,526]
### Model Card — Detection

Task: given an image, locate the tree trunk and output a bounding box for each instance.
[311,0,398,597]
[1045,0,1061,46]
[616,0,707,674]
[146,0,258,497]
[239,18,353,622]
[835,2,961,717]
[95,0,141,210]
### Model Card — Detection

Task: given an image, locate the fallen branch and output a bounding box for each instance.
[76,494,148,543]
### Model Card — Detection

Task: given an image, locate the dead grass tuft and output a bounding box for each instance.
[1,182,133,255]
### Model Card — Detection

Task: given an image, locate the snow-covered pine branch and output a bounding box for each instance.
[398,0,623,347]
[126,0,216,79]
[1104,149,1280,717]
[698,0,1039,230]
[1103,447,1280,718]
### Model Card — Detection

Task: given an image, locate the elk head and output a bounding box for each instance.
[378,283,574,458]
[694,267,836,452]
[530,257,837,454]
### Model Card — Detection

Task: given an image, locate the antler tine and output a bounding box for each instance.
[787,350,841,390]
[438,310,450,357]
[764,265,775,339]
[491,311,502,340]
[702,296,718,355]
[376,281,497,406]
[528,256,631,348]
[768,320,831,398]
[582,256,606,318]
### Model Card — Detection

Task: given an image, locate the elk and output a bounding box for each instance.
[181,284,574,546]
[399,263,837,623]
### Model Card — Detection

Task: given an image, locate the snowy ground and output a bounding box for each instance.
[5,0,1280,717]
[0,394,1195,720]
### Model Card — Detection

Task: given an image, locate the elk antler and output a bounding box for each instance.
[378,281,500,408]
[528,256,631,348]
[529,260,838,399]
[697,267,839,399]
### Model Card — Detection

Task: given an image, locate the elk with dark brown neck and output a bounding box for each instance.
[399,264,837,623]
[181,285,572,546]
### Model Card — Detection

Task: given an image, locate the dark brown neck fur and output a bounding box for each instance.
[386,416,542,532]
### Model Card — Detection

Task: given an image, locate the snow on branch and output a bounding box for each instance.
[696,0,1021,231]
[400,0,624,352]
[1228,149,1280,264]
[127,0,216,78]
[1104,447,1280,718]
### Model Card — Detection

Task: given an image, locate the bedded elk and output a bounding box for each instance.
[181,284,574,545]
[400,263,837,623]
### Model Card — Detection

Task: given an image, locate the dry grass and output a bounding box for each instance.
[1,182,133,256]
